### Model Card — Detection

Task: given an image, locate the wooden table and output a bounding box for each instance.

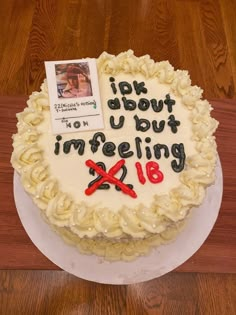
[1,1,236,314]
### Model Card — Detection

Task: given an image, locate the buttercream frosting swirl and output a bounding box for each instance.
[46,192,74,226]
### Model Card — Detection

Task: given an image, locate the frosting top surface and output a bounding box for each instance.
[38,72,196,212]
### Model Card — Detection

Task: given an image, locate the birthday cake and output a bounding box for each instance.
[11,51,218,261]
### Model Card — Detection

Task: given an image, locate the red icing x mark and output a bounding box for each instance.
[85,159,137,198]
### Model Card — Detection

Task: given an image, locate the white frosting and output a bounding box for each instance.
[11,50,218,260]
[37,73,196,212]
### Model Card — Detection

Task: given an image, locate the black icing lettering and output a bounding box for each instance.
[144,137,152,159]
[102,142,116,156]
[153,144,170,159]
[168,115,180,133]
[171,143,186,172]
[89,162,104,176]
[151,99,163,112]
[122,97,136,110]
[152,120,165,133]
[89,132,106,153]
[135,137,142,158]
[115,165,133,191]
[119,81,132,95]
[54,143,60,155]
[164,94,176,112]
[54,135,62,155]
[138,98,150,111]
[63,139,85,155]
[134,115,150,132]
[110,115,125,129]
[118,142,134,158]
[88,162,110,190]
[109,77,117,94]
[133,81,148,95]
[108,98,120,110]
[145,146,152,160]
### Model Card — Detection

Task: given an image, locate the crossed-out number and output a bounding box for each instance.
[85,159,137,198]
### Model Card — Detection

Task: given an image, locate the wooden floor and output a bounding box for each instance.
[1,0,236,314]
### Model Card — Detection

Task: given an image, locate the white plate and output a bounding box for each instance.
[13,158,223,284]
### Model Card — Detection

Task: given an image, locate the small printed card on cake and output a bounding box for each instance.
[45,59,104,134]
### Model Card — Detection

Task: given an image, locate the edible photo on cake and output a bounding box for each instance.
[55,62,92,98]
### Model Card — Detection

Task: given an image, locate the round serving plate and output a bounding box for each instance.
[13,158,223,285]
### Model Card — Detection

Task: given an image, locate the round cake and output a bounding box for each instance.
[11,50,218,261]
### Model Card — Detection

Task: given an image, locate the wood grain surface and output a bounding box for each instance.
[1,0,236,314]
[0,270,235,315]
[0,0,235,99]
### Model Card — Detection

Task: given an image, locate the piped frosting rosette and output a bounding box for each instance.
[11,50,219,261]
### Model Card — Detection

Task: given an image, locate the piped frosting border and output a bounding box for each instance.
[11,50,218,260]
